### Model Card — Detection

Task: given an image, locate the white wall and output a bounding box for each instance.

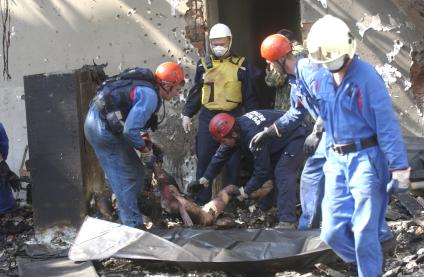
[0,0,199,183]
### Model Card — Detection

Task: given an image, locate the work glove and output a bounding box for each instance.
[387,167,411,194]
[303,117,324,157]
[236,187,249,202]
[187,177,209,194]
[0,160,21,192]
[249,124,279,152]
[182,115,192,133]
[140,146,154,165]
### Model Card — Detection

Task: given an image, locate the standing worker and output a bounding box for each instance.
[202,110,308,228]
[84,62,185,228]
[307,15,409,277]
[252,33,327,230]
[182,23,258,205]
[0,122,21,213]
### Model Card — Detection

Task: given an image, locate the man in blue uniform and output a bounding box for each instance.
[307,15,410,277]
[0,122,21,213]
[181,23,258,205]
[84,62,185,228]
[200,110,308,228]
[252,33,327,230]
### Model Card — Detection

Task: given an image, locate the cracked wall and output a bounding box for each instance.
[0,0,205,189]
[301,0,424,137]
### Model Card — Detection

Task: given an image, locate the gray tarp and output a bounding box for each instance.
[69,217,335,273]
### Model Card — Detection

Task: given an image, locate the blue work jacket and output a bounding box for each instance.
[316,56,408,170]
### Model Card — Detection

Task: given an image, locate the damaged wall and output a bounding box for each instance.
[301,0,424,137]
[0,0,206,188]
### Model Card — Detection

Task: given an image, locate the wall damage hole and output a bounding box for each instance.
[183,0,206,55]
[410,41,424,115]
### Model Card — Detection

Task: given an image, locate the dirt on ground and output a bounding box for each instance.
[1,188,424,276]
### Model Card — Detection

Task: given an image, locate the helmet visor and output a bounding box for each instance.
[309,46,344,64]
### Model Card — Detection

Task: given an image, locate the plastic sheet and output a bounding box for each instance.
[69,217,335,272]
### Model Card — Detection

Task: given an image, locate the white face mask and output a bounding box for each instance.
[323,55,347,73]
[212,45,229,57]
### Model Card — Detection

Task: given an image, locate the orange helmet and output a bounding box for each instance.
[209,113,236,141]
[155,62,184,86]
[260,34,292,62]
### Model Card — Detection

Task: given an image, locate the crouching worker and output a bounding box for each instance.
[84,62,184,228]
[192,110,309,229]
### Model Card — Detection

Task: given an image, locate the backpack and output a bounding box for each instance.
[94,67,162,133]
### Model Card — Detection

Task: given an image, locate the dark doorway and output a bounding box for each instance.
[216,0,301,109]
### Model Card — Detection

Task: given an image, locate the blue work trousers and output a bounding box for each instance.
[321,146,390,277]
[273,136,305,223]
[298,135,326,229]
[195,108,240,205]
[84,105,144,228]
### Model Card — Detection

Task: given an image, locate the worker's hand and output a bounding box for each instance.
[187,177,209,194]
[182,115,192,133]
[199,177,209,187]
[140,145,154,165]
[387,167,411,194]
[0,160,21,192]
[249,124,279,152]
[236,187,249,202]
[7,171,21,192]
[303,117,324,157]
[303,132,322,156]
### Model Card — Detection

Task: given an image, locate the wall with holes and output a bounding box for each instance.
[301,0,424,138]
[0,0,207,188]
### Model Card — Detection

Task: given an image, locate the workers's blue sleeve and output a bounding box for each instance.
[244,146,271,194]
[0,123,9,160]
[274,86,307,133]
[203,144,238,181]
[239,59,259,112]
[123,86,158,149]
[182,60,204,117]
[363,71,409,170]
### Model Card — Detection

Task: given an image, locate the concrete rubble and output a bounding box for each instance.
[1,177,424,276]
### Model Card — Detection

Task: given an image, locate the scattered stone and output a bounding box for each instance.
[403,254,417,263]
[382,266,401,277]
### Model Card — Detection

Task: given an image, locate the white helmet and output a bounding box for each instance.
[306,15,356,64]
[209,23,232,39]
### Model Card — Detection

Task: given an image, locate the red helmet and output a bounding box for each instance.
[209,113,236,141]
[155,62,184,86]
[260,34,292,62]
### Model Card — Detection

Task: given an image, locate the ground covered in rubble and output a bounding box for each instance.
[1,194,424,277]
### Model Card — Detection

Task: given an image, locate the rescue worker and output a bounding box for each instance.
[0,122,21,213]
[84,62,185,228]
[265,29,308,111]
[252,33,327,230]
[200,110,309,228]
[306,15,409,277]
[181,23,258,205]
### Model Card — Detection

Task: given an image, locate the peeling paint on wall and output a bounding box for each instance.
[375,63,402,86]
[183,0,206,54]
[356,13,400,38]
[316,0,327,8]
[386,39,404,63]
